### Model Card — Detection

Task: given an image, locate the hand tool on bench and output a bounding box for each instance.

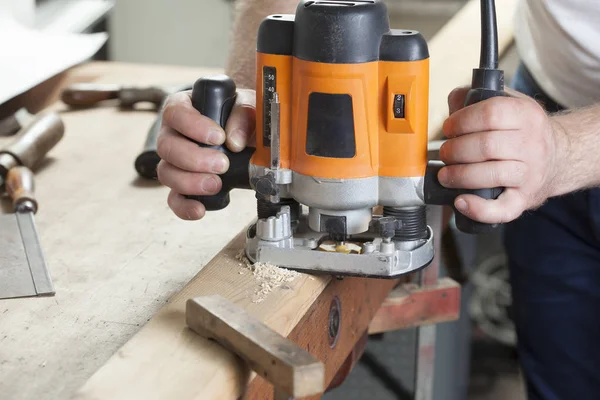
[175,0,504,278]
[1,167,54,299]
[60,83,191,109]
[0,113,64,299]
[0,108,35,137]
[186,295,325,399]
[61,83,166,109]
[134,84,193,179]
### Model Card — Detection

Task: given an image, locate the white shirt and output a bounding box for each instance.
[514,0,600,108]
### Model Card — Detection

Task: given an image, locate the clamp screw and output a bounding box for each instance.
[377,217,402,239]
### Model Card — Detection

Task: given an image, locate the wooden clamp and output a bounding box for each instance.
[186,295,325,400]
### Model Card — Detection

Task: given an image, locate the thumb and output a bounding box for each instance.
[225,89,256,152]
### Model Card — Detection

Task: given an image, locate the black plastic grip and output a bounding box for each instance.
[424,161,502,233]
[443,68,506,233]
[184,75,253,211]
[424,69,507,234]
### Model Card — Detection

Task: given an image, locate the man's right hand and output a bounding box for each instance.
[156,89,256,220]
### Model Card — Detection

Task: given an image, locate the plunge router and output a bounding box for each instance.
[183,0,505,278]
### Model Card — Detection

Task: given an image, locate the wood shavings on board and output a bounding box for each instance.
[235,250,300,303]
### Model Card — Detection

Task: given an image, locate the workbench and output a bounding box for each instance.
[0,62,260,400]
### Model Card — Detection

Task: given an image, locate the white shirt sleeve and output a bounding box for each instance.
[514,0,600,108]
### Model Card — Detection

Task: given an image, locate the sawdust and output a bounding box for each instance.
[235,250,299,303]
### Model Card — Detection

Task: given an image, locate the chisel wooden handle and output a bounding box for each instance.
[119,87,167,108]
[6,166,37,213]
[61,83,121,107]
[61,84,167,108]
[0,112,65,175]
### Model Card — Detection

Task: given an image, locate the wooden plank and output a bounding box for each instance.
[428,0,518,140]
[368,278,461,334]
[186,295,324,398]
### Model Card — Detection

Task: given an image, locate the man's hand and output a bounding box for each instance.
[156,89,256,220]
[439,87,568,224]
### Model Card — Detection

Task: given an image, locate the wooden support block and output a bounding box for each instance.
[245,276,401,399]
[186,295,325,399]
[368,277,461,335]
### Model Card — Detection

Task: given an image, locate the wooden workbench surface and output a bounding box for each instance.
[0,62,259,400]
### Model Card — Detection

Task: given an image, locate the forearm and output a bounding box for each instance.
[225,0,298,89]
[550,104,600,196]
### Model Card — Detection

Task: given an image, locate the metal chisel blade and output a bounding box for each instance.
[15,212,54,297]
[0,213,54,299]
[0,214,35,299]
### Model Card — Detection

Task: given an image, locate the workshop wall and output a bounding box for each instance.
[106,0,466,69]
[108,0,233,68]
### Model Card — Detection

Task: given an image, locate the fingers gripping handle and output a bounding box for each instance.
[451,81,506,233]
[184,75,252,211]
[424,84,506,234]
[424,161,502,233]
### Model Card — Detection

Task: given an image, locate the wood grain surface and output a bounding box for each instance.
[0,62,261,400]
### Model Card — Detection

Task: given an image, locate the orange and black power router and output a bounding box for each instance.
[183,0,505,278]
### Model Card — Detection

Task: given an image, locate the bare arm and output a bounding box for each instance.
[225,0,299,89]
[550,105,600,196]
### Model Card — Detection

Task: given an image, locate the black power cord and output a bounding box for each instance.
[479,0,499,70]
[468,0,505,100]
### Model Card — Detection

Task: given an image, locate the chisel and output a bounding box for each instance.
[0,111,64,187]
[61,83,186,109]
[0,112,63,299]
[2,166,54,298]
